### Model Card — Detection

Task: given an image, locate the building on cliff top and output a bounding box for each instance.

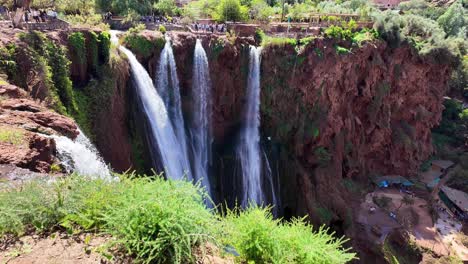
[439,186,468,221]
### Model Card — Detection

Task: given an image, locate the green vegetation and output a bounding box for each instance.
[373,195,392,209]
[123,25,166,59]
[0,127,24,145]
[382,234,422,264]
[217,0,248,22]
[335,45,351,55]
[159,25,167,34]
[98,32,111,64]
[17,31,68,114]
[88,32,100,75]
[154,0,178,16]
[46,41,77,112]
[0,175,356,263]
[315,207,334,224]
[314,147,332,167]
[0,44,17,81]
[432,98,466,154]
[68,32,87,66]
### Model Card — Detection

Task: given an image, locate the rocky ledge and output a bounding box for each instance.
[0,83,78,172]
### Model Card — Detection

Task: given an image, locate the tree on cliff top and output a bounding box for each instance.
[216,0,248,22]
[154,0,177,16]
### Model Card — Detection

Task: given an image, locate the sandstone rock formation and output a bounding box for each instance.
[0,83,78,172]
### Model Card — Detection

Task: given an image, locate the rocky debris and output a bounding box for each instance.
[20,134,57,172]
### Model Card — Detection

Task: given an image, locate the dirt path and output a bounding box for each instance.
[0,234,110,264]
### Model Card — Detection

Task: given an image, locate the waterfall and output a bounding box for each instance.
[190,39,213,195]
[238,46,265,207]
[111,31,191,180]
[53,129,111,179]
[155,39,192,180]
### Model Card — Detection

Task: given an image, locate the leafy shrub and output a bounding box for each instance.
[216,0,248,22]
[437,0,466,37]
[123,33,165,59]
[98,32,111,64]
[0,176,357,263]
[0,44,17,80]
[159,25,167,34]
[335,45,351,55]
[261,36,297,48]
[254,28,265,44]
[128,24,146,34]
[398,0,444,20]
[325,25,353,40]
[220,207,356,263]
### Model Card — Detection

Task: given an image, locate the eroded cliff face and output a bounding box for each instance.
[138,34,448,222]
[127,33,449,252]
[0,83,78,172]
[0,29,134,173]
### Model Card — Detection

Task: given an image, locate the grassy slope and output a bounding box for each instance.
[0,175,356,264]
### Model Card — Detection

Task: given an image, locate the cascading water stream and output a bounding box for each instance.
[238,46,268,207]
[52,128,111,179]
[156,38,192,180]
[111,31,191,180]
[190,39,213,195]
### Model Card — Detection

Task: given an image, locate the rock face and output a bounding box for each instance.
[127,33,449,259]
[91,57,134,172]
[260,39,449,222]
[128,33,448,204]
[0,83,78,172]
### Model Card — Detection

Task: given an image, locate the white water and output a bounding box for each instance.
[53,129,111,179]
[238,46,265,207]
[156,38,192,180]
[111,31,190,180]
[190,39,212,195]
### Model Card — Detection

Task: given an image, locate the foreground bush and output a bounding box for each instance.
[0,175,356,263]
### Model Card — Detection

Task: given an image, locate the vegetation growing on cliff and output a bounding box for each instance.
[0,175,356,264]
[122,25,166,59]
[15,31,69,114]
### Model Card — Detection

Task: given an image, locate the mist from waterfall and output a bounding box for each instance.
[190,39,212,195]
[238,46,268,207]
[111,31,191,180]
[53,128,111,179]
